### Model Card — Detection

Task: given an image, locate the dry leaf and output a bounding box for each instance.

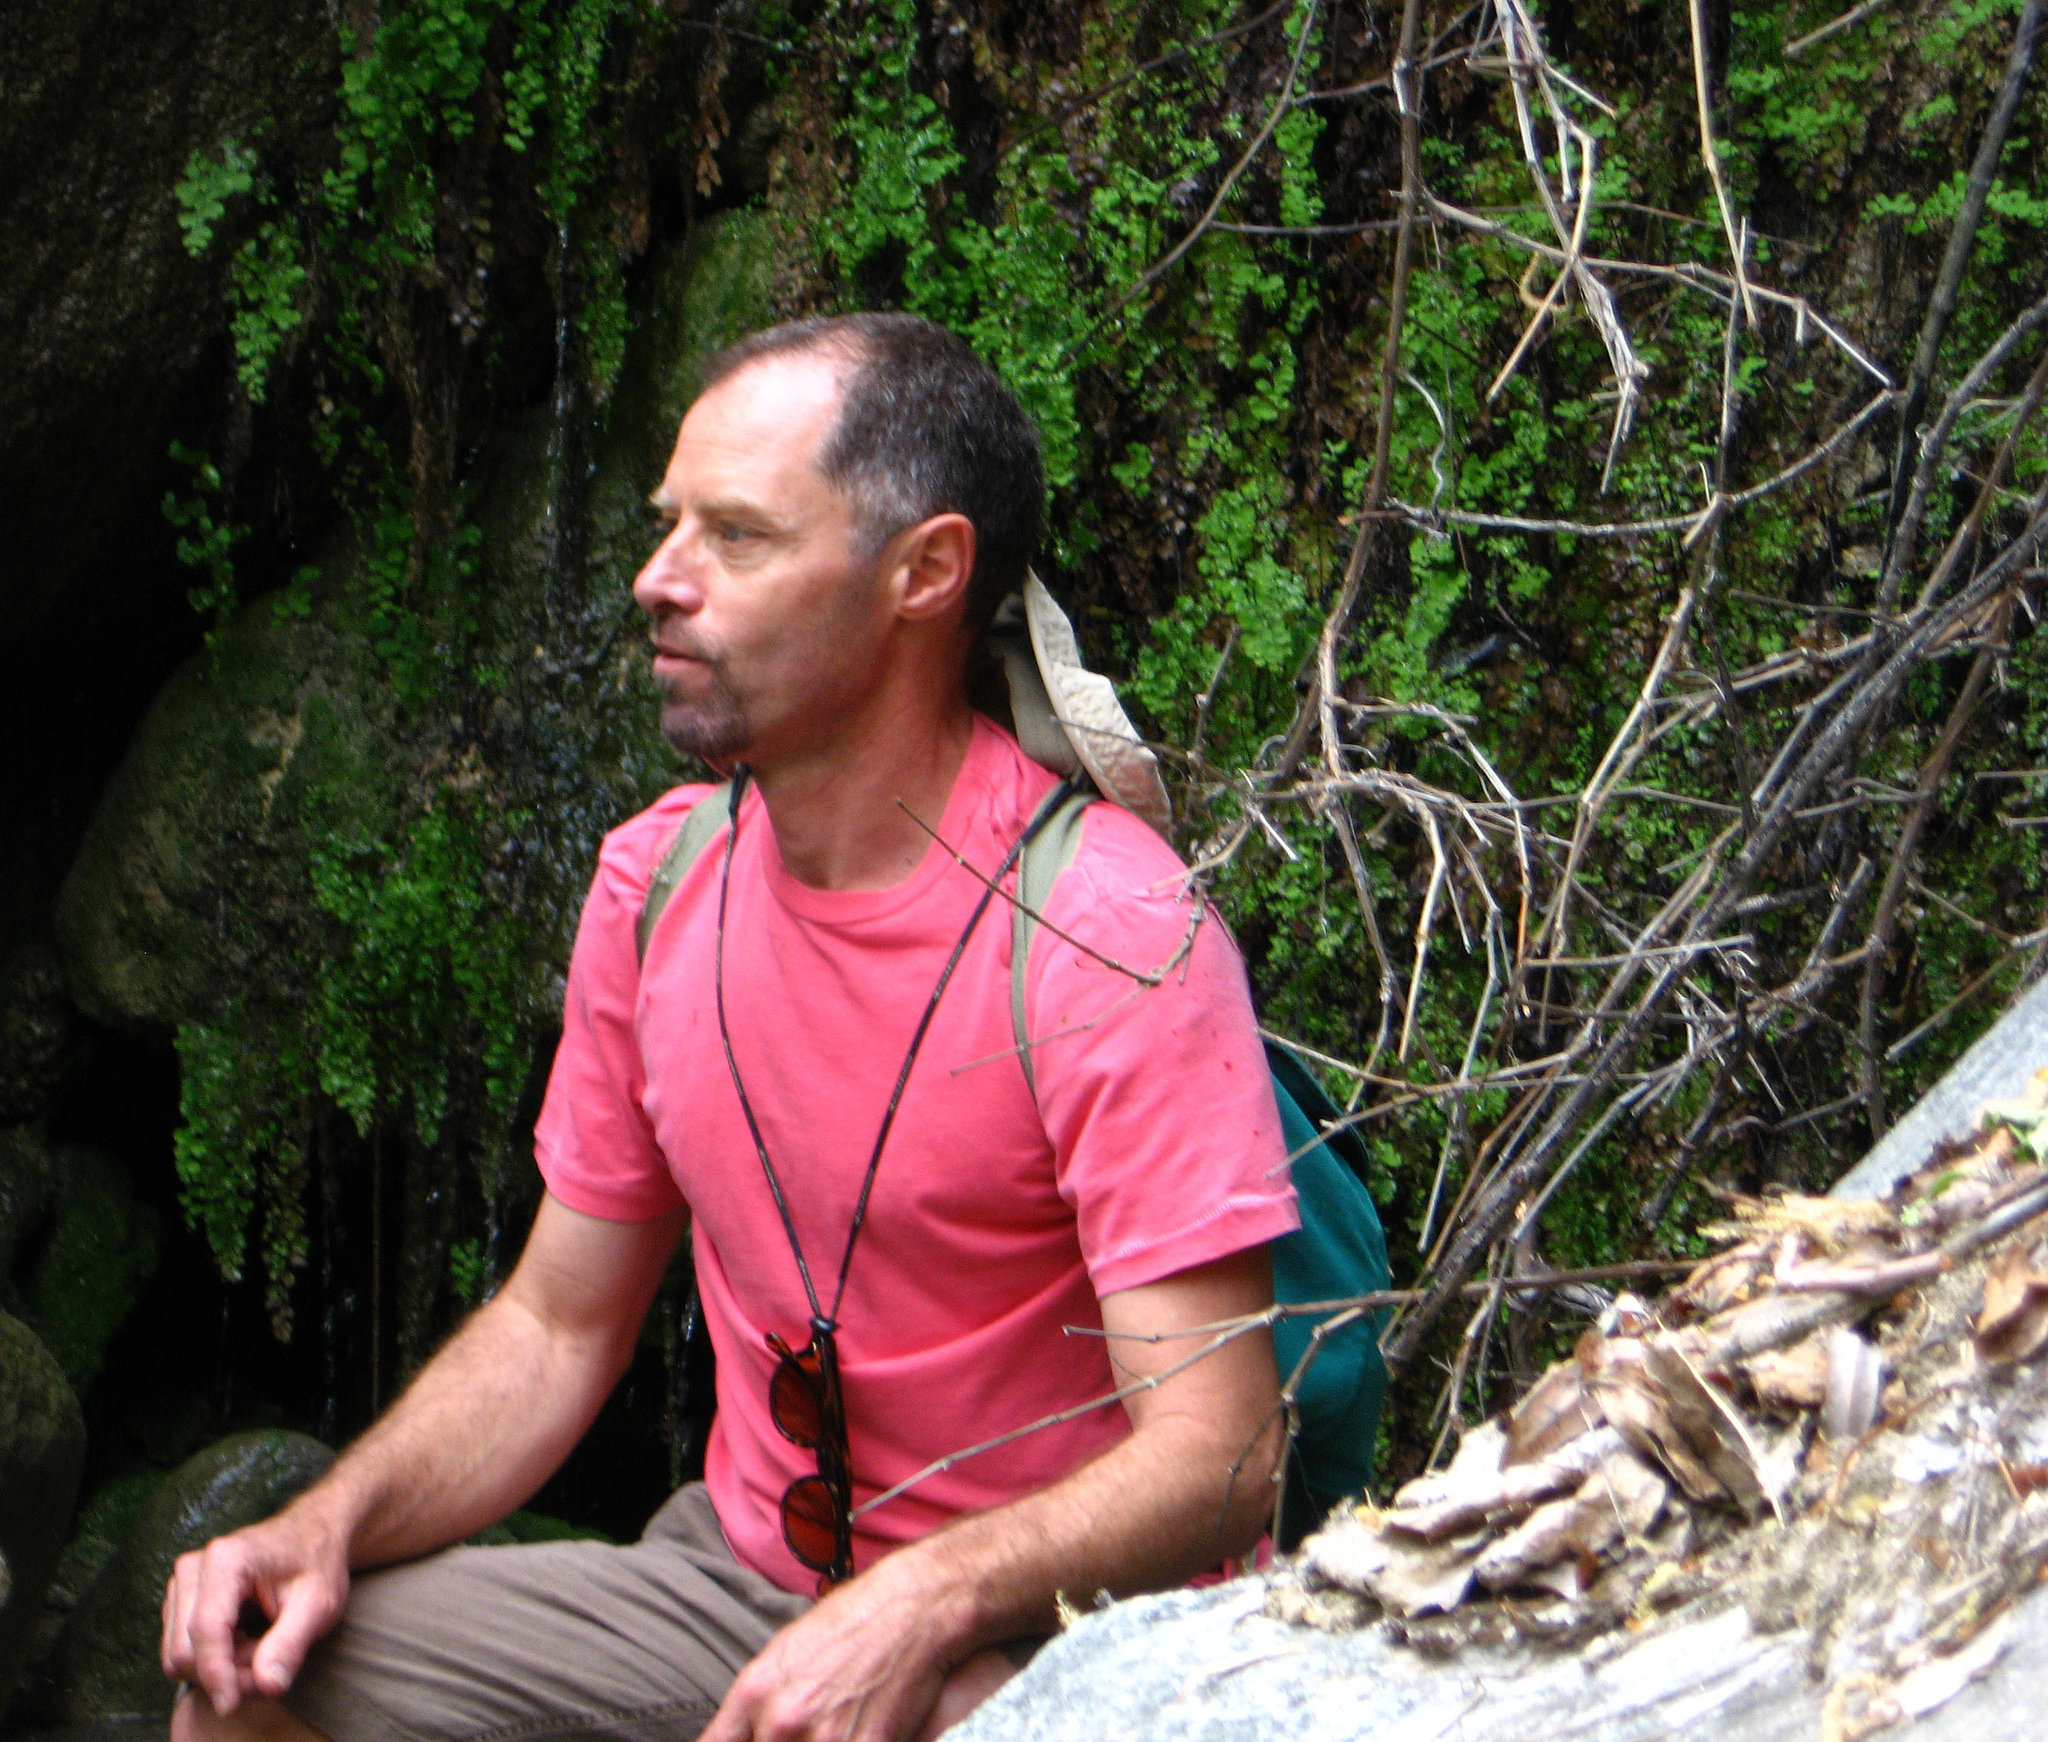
[1581,1336,1725,1503]
[1744,1332,1830,1410]
[1669,1243,1770,1317]
[1523,1558,1584,1601]
[1472,1452,1669,1593]
[1472,1492,1586,1592]
[1384,1427,1626,1540]
[1577,1448,1670,1543]
[1701,1193,1897,1258]
[1974,1246,2048,1365]
[1304,1511,1487,1617]
[1390,1419,1507,1511]
[1506,1357,1606,1464]
[1645,1330,1784,1518]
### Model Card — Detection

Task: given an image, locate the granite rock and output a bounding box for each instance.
[953,1573,2048,1742]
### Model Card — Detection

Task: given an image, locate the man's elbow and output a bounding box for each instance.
[1207,1403,1288,1560]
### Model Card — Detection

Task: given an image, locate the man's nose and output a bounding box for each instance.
[632,523,706,616]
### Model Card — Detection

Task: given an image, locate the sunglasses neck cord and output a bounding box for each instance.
[710,767,1078,1332]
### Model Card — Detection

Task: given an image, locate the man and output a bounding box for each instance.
[160,313,1297,1742]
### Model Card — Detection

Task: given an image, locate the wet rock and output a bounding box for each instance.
[1,1128,161,1394]
[58,1430,333,1721]
[53,208,777,1042]
[0,0,336,663]
[0,1312,87,1726]
[0,944,81,1125]
[48,208,773,1365]
[22,1148,160,1390]
[52,577,402,1033]
[0,1126,59,1307]
[11,1472,166,1725]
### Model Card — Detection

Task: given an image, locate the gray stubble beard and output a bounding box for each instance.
[658,661,752,764]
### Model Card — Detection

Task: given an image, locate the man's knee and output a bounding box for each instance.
[912,1647,1022,1742]
[172,1686,331,1742]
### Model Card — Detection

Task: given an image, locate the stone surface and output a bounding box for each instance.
[954,1573,2048,1742]
[0,1127,59,1311]
[0,1313,87,1728]
[1833,972,2048,1200]
[22,1148,160,1390]
[0,0,336,662]
[51,209,776,1043]
[51,574,401,1034]
[12,1474,167,1727]
[0,946,81,1127]
[57,1432,333,1722]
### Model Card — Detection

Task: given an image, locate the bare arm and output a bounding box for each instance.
[704,1244,1284,1742]
[162,1193,687,1713]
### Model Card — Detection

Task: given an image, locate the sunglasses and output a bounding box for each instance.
[767,1323,855,1592]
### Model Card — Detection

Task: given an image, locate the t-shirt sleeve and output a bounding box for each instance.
[1026,807,1299,1298]
[531,796,703,1223]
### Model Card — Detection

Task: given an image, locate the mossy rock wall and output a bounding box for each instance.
[54,581,402,1034]
[0,1312,86,1726]
[48,210,772,1362]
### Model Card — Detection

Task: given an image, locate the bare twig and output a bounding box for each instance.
[1885,0,2046,537]
[1784,0,1890,57]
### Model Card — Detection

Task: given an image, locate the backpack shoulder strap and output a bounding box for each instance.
[1009,787,1094,1097]
[635,780,735,966]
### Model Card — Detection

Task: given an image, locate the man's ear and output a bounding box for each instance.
[892,512,977,625]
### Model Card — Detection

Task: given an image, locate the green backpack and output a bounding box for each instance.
[637,779,1390,1545]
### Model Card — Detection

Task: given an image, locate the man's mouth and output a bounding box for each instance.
[651,640,717,673]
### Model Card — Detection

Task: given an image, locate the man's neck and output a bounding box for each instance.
[748,694,977,892]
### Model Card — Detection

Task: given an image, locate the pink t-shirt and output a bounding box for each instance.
[534,715,1297,1593]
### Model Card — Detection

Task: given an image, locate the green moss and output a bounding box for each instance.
[24,1152,160,1391]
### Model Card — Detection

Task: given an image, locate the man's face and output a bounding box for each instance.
[633,349,891,765]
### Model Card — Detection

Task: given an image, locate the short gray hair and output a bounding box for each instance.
[697,313,1045,632]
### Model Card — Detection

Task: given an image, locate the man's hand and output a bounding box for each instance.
[160,1499,352,1714]
[702,1246,1282,1742]
[700,1550,967,1742]
[157,1195,686,1716]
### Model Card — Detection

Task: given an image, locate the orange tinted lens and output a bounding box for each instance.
[781,1474,842,1571]
[769,1353,823,1447]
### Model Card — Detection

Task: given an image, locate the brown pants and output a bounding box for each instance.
[285,1485,810,1742]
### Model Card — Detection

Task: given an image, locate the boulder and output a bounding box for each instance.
[52,580,402,1034]
[23,1146,160,1389]
[58,1430,333,1721]
[11,1470,165,1724]
[956,1573,2048,1742]
[0,1125,58,1308]
[52,209,778,1042]
[0,0,335,662]
[1834,972,2048,1200]
[0,1312,86,1727]
[0,943,80,1125]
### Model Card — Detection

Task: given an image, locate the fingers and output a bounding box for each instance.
[161,1546,228,1687]
[185,1543,263,1715]
[911,1649,1017,1742]
[160,1528,348,1717]
[701,1601,948,1742]
[699,1658,766,1742]
[247,1578,341,1699]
